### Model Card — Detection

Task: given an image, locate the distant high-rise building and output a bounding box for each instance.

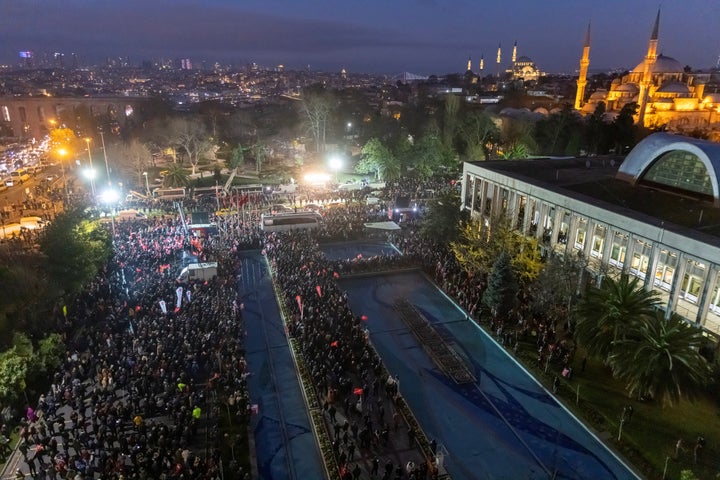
[180,58,192,70]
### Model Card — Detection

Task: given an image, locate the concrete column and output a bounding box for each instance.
[695,264,716,326]
[644,242,661,291]
[535,201,546,242]
[582,219,595,259]
[622,234,636,275]
[469,176,478,212]
[551,207,563,247]
[565,214,580,258]
[601,226,615,270]
[521,196,532,235]
[666,252,687,319]
[509,191,519,229]
[478,181,489,217]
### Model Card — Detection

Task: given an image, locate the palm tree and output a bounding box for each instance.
[608,312,712,406]
[573,274,661,360]
[162,164,189,188]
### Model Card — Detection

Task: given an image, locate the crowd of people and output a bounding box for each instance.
[12,215,252,480]
[8,172,573,480]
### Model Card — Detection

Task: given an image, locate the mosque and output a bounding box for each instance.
[575,11,720,138]
[466,41,544,83]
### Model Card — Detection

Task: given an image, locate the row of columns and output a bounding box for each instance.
[466,175,719,328]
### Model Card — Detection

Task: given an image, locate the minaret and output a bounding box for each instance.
[479,55,484,74]
[574,22,591,110]
[512,41,517,63]
[496,43,502,77]
[637,9,660,126]
[467,56,472,72]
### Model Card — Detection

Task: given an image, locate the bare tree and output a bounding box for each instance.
[167,118,213,176]
[108,139,152,190]
[300,86,334,154]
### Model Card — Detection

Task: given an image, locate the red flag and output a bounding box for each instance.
[295,295,302,309]
[333,272,340,279]
[316,285,322,298]
[353,387,363,395]
[330,340,339,347]
[361,315,368,321]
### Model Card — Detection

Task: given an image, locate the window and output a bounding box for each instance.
[642,150,713,197]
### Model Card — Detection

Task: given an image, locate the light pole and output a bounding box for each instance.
[85,138,96,197]
[329,155,343,184]
[100,130,111,187]
[57,148,68,198]
[143,172,150,197]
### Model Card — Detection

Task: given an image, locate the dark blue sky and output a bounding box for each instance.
[1,0,718,75]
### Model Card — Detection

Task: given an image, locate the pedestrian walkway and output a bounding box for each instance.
[239,251,325,480]
[338,268,641,480]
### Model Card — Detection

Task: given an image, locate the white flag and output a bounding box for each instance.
[176,286,184,309]
[159,300,167,314]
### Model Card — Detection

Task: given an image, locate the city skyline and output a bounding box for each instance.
[1,0,719,75]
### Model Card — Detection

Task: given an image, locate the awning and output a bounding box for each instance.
[363,221,401,231]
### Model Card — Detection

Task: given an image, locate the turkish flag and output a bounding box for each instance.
[316,285,322,298]
[330,340,339,347]
[353,388,363,395]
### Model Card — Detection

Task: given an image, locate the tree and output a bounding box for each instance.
[451,214,543,283]
[39,208,112,295]
[166,118,212,175]
[533,104,583,155]
[611,102,640,154]
[162,164,190,188]
[300,85,334,153]
[573,274,662,360]
[609,312,713,406]
[458,111,499,160]
[442,95,460,148]
[252,143,266,175]
[109,139,152,189]
[482,252,519,323]
[420,190,468,243]
[528,254,584,323]
[0,333,33,404]
[411,134,457,178]
[356,138,400,181]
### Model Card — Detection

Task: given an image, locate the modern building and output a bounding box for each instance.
[576,11,720,138]
[461,132,720,336]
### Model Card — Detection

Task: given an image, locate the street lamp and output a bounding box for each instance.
[329,155,343,184]
[100,187,120,236]
[56,147,68,198]
[85,138,95,197]
[143,172,150,196]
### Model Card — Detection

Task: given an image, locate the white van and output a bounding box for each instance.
[20,216,46,229]
[177,262,218,282]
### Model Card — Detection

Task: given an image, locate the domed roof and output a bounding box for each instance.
[655,82,690,94]
[702,94,720,104]
[632,54,684,74]
[615,83,639,93]
[516,56,533,63]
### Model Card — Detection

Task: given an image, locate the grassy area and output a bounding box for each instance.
[513,338,720,480]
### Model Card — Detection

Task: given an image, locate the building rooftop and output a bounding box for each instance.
[469,154,720,247]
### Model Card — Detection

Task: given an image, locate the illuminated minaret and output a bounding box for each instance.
[637,9,661,126]
[467,55,472,72]
[574,22,591,110]
[479,55,484,74]
[496,43,502,77]
[512,41,517,63]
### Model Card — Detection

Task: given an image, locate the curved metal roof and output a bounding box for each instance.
[617,133,720,203]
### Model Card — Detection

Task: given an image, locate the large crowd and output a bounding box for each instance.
[8,174,571,480]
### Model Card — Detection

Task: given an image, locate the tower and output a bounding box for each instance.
[512,41,517,63]
[479,55,484,74]
[574,22,591,110]
[467,55,472,72]
[496,43,502,77]
[637,9,661,126]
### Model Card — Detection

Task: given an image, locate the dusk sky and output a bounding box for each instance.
[1,0,719,75]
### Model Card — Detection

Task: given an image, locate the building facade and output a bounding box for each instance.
[576,11,720,139]
[461,133,720,337]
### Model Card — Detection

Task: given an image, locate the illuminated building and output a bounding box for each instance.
[461,132,720,336]
[577,10,720,139]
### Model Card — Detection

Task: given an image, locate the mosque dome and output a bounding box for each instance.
[615,83,639,93]
[516,56,533,63]
[632,54,684,74]
[655,82,690,94]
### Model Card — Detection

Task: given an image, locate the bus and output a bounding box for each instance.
[260,212,322,232]
[11,168,30,184]
[153,187,187,200]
